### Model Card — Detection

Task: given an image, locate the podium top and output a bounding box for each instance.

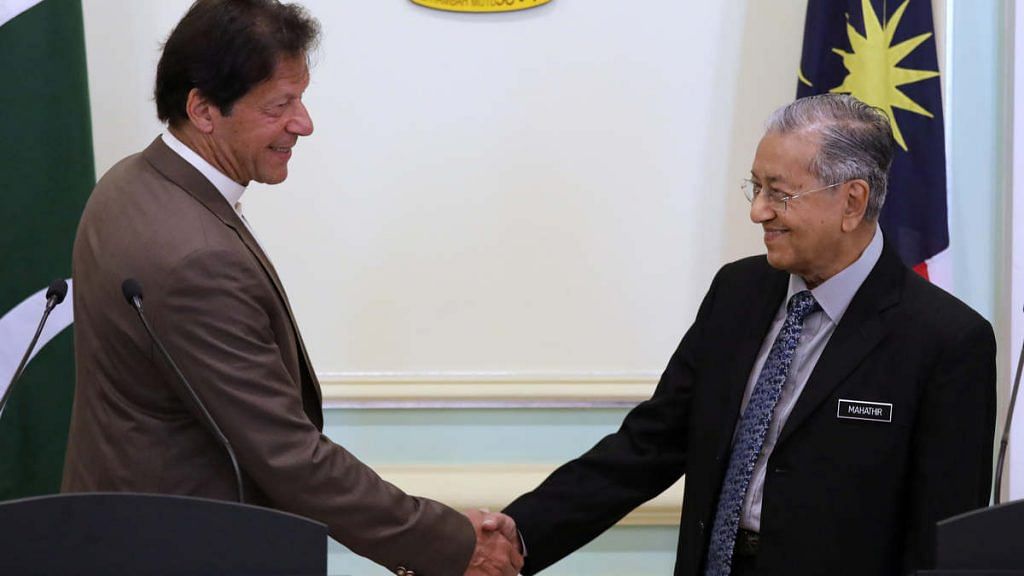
[0,492,327,576]
[935,499,1024,571]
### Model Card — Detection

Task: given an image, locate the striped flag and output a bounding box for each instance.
[0,0,93,499]
[796,0,949,285]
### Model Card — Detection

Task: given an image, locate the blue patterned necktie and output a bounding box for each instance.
[704,290,818,576]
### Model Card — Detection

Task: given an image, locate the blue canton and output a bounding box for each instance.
[704,290,818,576]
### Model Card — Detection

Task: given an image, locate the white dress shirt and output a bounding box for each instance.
[162,131,244,208]
[160,131,268,246]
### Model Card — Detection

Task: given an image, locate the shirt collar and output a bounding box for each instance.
[788,225,884,324]
[161,131,246,209]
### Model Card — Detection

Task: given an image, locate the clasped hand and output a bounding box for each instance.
[462,509,524,576]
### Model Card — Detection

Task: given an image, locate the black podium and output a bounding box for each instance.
[918,500,1024,575]
[0,493,327,575]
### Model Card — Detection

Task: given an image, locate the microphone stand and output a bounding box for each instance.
[994,321,1024,504]
[122,279,245,503]
[1,284,66,417]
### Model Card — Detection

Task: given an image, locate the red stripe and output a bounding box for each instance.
[913,261,929,280]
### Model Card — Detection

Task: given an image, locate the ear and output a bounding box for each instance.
[841,179,870,232]
[185,88,217,134]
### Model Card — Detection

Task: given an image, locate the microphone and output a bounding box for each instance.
[46,278,69,306]
[994,304,1024,504]
[121,278,246,503]
[1,279,70,417]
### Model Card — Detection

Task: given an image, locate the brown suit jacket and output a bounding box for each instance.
[63,137,475,575]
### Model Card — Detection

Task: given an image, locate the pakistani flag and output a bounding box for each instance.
[0,0,93,500]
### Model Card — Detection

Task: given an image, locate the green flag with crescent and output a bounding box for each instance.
[0,0,94,500]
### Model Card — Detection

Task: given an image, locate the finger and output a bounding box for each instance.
[488,513,518,542]
[510,548,525,572]
[481,512,509,534]
[463,508,485,530]
[498,556,519,576]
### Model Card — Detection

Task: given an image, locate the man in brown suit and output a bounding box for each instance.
[62,2,522,575]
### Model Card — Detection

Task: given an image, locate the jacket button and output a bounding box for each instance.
[396,568,415,576]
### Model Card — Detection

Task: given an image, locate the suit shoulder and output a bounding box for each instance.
[714,254,776,285]
[91,150,150,193]
[900,271,992,338]
[690,254,785,315]
[80,147,249,274]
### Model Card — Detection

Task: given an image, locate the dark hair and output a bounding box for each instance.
[155,0,320,126]
[766,94,895,221]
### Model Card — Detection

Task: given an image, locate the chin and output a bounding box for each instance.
[764,250,791,272]
[258,172,288,185]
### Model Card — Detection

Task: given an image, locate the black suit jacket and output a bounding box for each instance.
[504,243,996,576]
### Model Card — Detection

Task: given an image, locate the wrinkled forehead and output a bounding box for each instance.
[248,56,311,97]
[750,129,821,184]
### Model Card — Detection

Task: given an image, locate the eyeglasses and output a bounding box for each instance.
[741,179,844,212]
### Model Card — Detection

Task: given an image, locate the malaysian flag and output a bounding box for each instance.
[797,0,949,284]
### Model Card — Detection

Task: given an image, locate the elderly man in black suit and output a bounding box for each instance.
[500,94,996,576]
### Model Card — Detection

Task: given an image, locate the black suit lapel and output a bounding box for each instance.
[775,243,905,448]
[713,266,790,461]
[141,137,325,417]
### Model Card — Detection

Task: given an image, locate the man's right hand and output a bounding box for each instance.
[462,509,524,576]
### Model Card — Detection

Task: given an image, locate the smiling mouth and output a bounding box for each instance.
[270,146,291,153]
[763,229,788,242]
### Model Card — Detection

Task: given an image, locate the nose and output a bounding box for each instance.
[289,100,314,137]
[749,190,776,224]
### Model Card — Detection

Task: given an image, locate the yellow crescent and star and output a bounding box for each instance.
[799,0,940,151]
[411,0,550,13]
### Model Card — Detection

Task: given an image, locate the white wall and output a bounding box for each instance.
[1011,0,1023,500]
[82,0,807,382]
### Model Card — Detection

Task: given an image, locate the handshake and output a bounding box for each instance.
[461,509,525,576]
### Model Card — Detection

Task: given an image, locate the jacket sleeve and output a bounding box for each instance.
[502,267,725,574]
[149,247,475,576]
[902,317,996,573]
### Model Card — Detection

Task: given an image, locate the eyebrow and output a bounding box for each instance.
[265,94,298,106]
[750,172,785,184]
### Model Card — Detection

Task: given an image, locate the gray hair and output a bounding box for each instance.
[765,94,895,221]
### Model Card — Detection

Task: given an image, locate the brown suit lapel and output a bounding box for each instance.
[140,136,324,410]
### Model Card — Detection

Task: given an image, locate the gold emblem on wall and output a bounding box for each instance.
[411,0,552,13]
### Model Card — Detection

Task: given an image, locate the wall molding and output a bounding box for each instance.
[375,463,683,526]
[319,371,660,408]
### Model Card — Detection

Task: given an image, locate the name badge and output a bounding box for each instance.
[837,399,892,423]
